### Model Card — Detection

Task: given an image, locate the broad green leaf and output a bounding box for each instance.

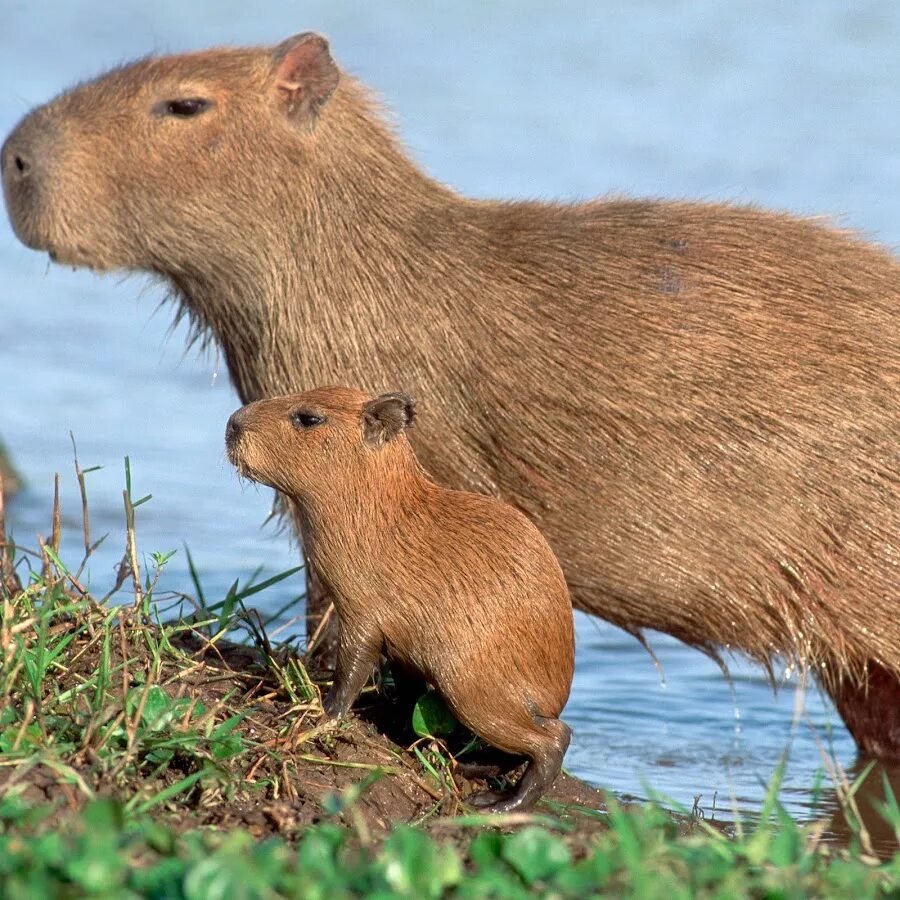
[500,827,571,886]
[411,690,457,739]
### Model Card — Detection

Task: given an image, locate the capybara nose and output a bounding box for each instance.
[225,412,243,446]
[1,138,31,180]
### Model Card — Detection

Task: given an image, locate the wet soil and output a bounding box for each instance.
[0,616,614,846]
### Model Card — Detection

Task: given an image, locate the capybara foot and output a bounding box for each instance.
[466,789,509,810]
[465,777,539,814]
[468,717,572,813]
[466,765,546,814]
[321,689,346,720]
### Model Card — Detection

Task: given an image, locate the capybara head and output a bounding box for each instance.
[226,386,417,500]
[1,32,340,272]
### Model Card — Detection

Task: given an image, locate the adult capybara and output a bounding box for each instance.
[3,33,900,757]
[226,386,574,812]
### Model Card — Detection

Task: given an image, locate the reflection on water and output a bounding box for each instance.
[1,1,898,848]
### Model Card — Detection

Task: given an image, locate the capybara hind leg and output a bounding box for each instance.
[469,717,571,813]
[828,661,900,759]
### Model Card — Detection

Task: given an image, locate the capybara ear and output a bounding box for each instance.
[362,393,416,448]
[270,32,339,125]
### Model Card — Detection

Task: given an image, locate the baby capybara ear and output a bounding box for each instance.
[362,393,416,448]
[270,32,339,124]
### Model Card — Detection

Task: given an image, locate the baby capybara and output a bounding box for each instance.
[225,386,575,812]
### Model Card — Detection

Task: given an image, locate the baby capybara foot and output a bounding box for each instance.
[467,718,571,813]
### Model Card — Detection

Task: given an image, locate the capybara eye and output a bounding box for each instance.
[154,98,213,118]
[291,409,325,430]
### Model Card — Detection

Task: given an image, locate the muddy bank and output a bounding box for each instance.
[0,584,615,847]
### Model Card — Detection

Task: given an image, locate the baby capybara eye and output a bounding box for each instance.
[290,409,325,429]
[154,98,213,118]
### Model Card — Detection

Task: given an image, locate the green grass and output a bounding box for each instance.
[1,792,898,898]
[0,460,898,897]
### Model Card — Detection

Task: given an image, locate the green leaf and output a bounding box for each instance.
[500,827,571,886]
[556,852,614,893]
[183,857,246,900]
[128,767,210,814]
[130,684,169,727]
[80,799,124,835]
[151,549,177,567]
[1,722,42,752]
[296,824,346,881]
[469,830,505,869]
[378,827,460,898]
[767,807,802,866]
[411,690,457,739]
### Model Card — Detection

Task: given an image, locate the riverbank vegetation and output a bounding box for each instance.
[0,463,897,897]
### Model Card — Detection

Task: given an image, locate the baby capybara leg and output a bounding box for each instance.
[322,626,382,719]
[468,715,571,813]
[828,661,900,760]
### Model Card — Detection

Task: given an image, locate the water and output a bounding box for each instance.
[2,1,899,842]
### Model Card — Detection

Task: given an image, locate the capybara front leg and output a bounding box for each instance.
[322,625,382,719]
[469,717,571,813]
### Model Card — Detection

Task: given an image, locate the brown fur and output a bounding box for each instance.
[3,33,900,756]
[226,386,575,812]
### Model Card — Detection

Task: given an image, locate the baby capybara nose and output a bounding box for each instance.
[3,147,31,178]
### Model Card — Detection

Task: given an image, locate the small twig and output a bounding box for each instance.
[12,699,36,752]
[51,473,61,559]
[246,753,269,783]
[59,779,79,811]
[123,489,142,606]
[70,432,91,560]
[38,534,51,583]
[429,811,551,829]
[100,553,133,604]
[303,602,335,661]
[294,754,405,776]
[119,615,131,702]
[263,718,335,751]
[280,760,293,802]
[411,774,445,802]
[0,468,21,595]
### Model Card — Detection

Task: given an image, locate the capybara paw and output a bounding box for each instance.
[466,790,514,811]
[321,691,349,720]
